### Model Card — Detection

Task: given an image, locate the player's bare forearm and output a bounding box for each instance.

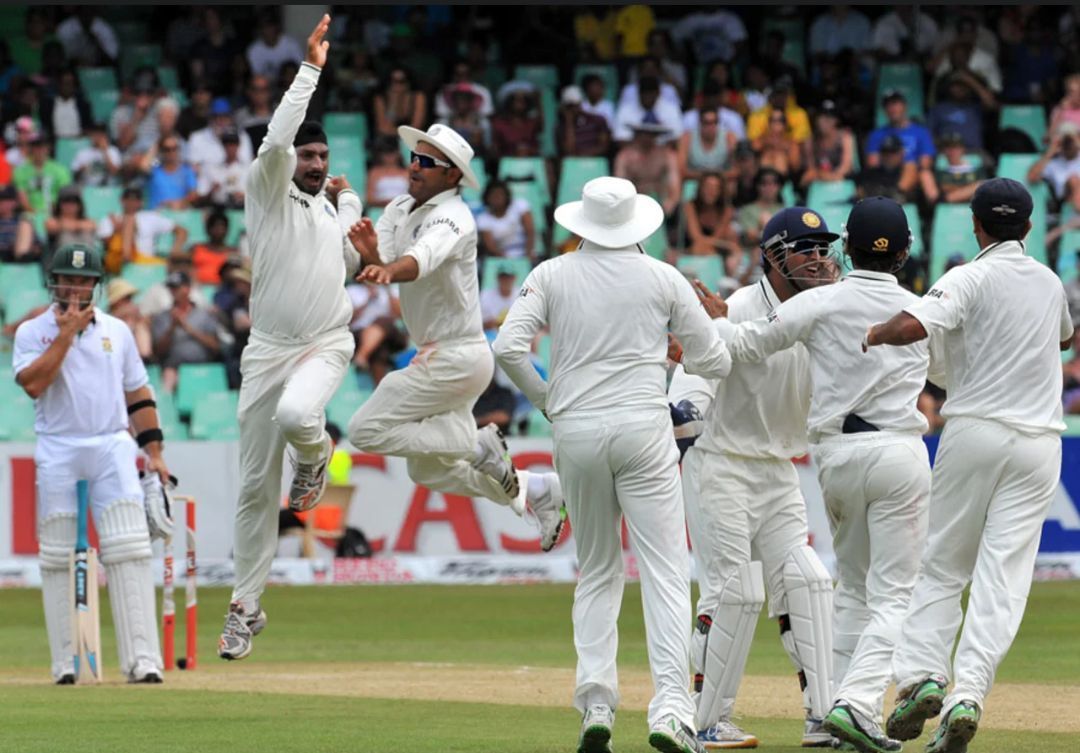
[16,331,76,399]
[866,311,927,348]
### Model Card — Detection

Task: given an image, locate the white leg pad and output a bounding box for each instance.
[98,498,162,677]
[781,545,834,719]
[39,513,77,681]
[693,561,765,729]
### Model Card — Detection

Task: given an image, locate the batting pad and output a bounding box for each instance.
[39,513,77,681]
[99,499,161,676]
[694,560,765,729]
[782,545,835,719]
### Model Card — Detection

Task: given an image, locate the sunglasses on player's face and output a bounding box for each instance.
[410,151,453,169]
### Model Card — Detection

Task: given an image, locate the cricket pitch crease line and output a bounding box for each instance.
[3,662,1078,734]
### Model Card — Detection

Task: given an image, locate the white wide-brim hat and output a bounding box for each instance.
[398,123,480,189]
[554,176,664,248]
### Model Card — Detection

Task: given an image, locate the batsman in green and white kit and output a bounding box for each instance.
[868,178,1074,753]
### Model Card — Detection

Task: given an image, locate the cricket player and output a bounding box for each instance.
[715,198,943,753]
[669,207,840,749]
[867,178,1074,753]
[344,123,563,550]
[14,244,172,684]
[220,15,365,660]
[494,177,733,753]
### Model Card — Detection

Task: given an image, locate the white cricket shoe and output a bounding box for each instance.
[650,714,707,753]
[698,719,759,749]
[803,716,836,747]
[129,658,163,684]
[288,435,332,512]
[218,601,268,661]
[473,423,520,499]
[578,704,615,753]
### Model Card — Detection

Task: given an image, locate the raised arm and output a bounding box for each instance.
[247,15,331,202]
[493,268,551,411]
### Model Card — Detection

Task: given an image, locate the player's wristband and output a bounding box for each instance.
[136,428,164,448]
[127,399,156,415]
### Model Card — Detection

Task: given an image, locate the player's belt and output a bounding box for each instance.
[841,413,880,434]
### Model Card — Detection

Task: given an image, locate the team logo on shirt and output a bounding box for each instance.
[101,337,113,353]
[425,216,462,236]
[519,286,532,298]
[288,191,310,209]
[927,288,946,299]
[801,212,821,229]
[873,237,889,251]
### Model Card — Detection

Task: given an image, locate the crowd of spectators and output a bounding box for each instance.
[2,5,1080,431]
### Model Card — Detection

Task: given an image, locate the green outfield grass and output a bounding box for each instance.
[2,581,1079,752]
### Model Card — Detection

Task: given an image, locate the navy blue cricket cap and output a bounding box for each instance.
[845,196,910,254]
[761,206,839,250]
[970,177,1032,227]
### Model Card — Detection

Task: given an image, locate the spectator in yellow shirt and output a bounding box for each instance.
[746,76,811,146]
[614,4,656,59]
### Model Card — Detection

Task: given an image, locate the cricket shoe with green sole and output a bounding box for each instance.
[886,674,947,741]
[578,704,614,753]
[649,715,707,753]
[925,701,980,753]
[823,703,901,753]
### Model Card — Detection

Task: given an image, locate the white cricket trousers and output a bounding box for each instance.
[553,408,697,730]
[683,447,808,618]
[813,432,930,722]
[232,327,354,607]
[892,417,1061,713]
[347,337,511,505]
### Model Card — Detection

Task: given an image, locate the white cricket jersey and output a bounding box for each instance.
[905,240,1074,435]
[727,270,940,442]
[493,241,732,417]
[245,62,362,341]
[374,188,485,346]
[12,307,148,437]
[670,277,811,460]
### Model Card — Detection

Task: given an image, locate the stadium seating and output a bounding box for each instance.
[460,158,490,209]
[155,391,189,440]
[2,286,50,323]
[999,105,1047,146]
[225,208,246,246]
[0,395,37,441]
[512,65,559,90]
[175,362,228,418]
[1058,228,1080,282]
[498,157,550,205]
[156,209,208,254]
[996,153,1041,183]
[526,408,552,437]
[328,135,367,197]
[933,153,984,170]
[553,157,609,246]
[121,265,167,295]
[120,43,162,79]
[481,256,533,290]
[535,333,552,371]
[324,112,370,146]
[903,203,924,258]
[189,390,240,440]
[78,67,117,94]
[642,227,667,260]
[539,86,559,158]
[676,255,725,292]
[928,204,981,283]
[364,206,384,224]
[157,67,179,91]
[806,179,856,208]
[326,380,372,429]
[88,89,121,124]
[82,186,123,222]
[505,181,547,249]
[874,63,925,126]
[56,137,90,170]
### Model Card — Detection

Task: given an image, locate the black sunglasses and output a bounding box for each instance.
[410,151,453,169]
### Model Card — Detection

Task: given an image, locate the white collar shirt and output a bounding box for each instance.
[670,277,811,459]
[727,270,939,442]
[493,240,731,417]
[245,63,361,341]
[905,240,1074,434]
[13,307,147,437]
[374,187,484,346]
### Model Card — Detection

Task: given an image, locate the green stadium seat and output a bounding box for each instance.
[806,180,856,207]
[1058,229,1080,282]
[113,19,149,45]
[816,204,850,245]
[1064,414,1080,437]
[189,390,240,440]
[903,203,924,258]
[928,204,981,283]
[526,408,552,437]
[324,112,370,145]
[556,157,609,207]
[0,263,44,296]
[0,395,37,441]
[642,227,667,260]
[154,391,188,439]
[168,89,189,108]
[539,87,558,159]
[88,89,121,124]
[572,64,619,102]
[0,5,26,35]
[78,67,117,94]
[225,209,246,246]
[82,185,123,223]
[999,105,1047,146]
[1,286,49,324]
[781,181,796,207]
[506,181,547,245]
[328,135,367,196]
[326,383,372,429]
[535,333,551,371]
[498,157,550,205]
[459,158,490,208]
[676,255,725,291]
[481,256,533,291]
[874,63,925,126]
[175,363,228,418]
[156,209,208,254]
[144,363,164,394]
[512,65,559,90]
[56,137,90,169]
[156,67,179,91]
[120,265,167,295]
[761,17,807,73]
[996,153,1040,183]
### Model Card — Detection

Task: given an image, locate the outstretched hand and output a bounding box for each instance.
[306,14,331,68]
[692,279,728,319]
[356,264,392,285]
[348,218,378,257]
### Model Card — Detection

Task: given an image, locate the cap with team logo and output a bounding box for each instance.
[970,177,1033,228]
[760,206,839,251]
[844,196,911,255]
[50,243,104,278]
